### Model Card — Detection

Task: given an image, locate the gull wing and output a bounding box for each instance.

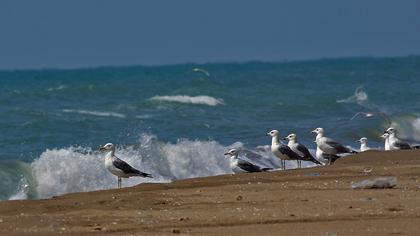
[279,145,301,160]
[237,159,262,173]
[324,138,354,154]
[296,143,321,164]
[393,140,411,150]
[113,157,152,177]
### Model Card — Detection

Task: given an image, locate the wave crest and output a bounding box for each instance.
[30,134,231,199]
[150,95,224,106]
[62,109,126,118]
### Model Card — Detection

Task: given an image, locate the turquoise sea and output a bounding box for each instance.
[1,56,420,200]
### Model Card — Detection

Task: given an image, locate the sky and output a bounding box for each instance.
[1,0,419,69]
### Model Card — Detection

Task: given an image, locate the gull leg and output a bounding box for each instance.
[118,177,121,188]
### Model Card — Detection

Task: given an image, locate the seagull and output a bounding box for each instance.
[224,148,271,173]
[384,128,411,150]
[284,133,322,167]
[192,68,211,77]
[311,128,357,165]
[356,137,371,152]
[315,144,340,165]
[267,130,301,170]
[99,143,152,188]
[380,132,391,151]
[350,112,391,126]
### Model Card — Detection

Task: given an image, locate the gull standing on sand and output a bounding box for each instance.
[311,128,357,165]
[224,148,272,173]
[315,145,340,165]
[267,130,301,170]
[384,128,411,150]
[284,133,322,167]
[380,132,391,151]
[99,143,152,188]
[357,137,371,152]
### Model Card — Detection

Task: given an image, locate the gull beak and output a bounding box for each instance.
[224,152,230,156]
[266,133,270,136]
[99,146,106,151]
[283,137,288,141]
[356,140,361,143]
[311,130,317,134]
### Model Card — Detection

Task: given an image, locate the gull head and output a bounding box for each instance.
[99,143,115,152]
[224,148,238,158]
[384,127,396,134]
[311,127,324,135]
[267,130,279,137]
[284,133,297,141]
[380,133,390,139]
[357,137,368,144]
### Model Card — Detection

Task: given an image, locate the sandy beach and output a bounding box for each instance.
[1,150,420,235]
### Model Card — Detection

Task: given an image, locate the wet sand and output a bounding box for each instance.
[1,150,420,235]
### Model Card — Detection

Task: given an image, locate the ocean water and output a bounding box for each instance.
[1,56,420,200]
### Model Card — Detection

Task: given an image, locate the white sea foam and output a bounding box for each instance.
[150,95,224,106]
[47,85,67,92]
[30,134,232,199]
[337,86,368,105]
[8,178,30,200]
[411,118,420,141]
[24,134,333,200]
[62,109,126,118]
[337,86,382,111]
[388,116,420,142]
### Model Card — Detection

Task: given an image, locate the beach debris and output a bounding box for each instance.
[236,195,243,201]
[363,167,373,174]
[304,172,321,177]
[360,197,376,201]
[351,176,397,189]
[324,232,337,236]
[172,228,181,234]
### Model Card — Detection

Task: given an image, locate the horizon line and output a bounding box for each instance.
[1,54,419,73]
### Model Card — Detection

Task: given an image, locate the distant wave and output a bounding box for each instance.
[150,95,224,106]
[47,85,67,92]
[62,109,126,118]
[337,86,368,105]
[337,86,379,110]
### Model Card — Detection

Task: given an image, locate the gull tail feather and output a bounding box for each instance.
[136,171,153,178]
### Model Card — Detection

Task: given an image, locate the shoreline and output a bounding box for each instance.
[1,150,420,235]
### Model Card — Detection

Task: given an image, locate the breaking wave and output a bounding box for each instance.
[62,109,126,118]
[150,95,224,106]
[19,134,233,199]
